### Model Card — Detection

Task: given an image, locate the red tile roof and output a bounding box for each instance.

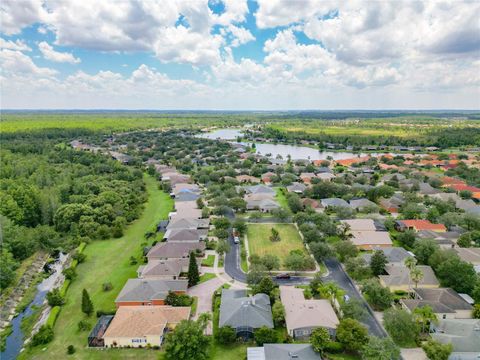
[399,220,447,232]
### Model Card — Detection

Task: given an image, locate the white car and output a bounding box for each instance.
[234,236,240,244]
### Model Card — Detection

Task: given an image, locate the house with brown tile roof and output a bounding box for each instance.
[103,306,190,348]
[280,286,339,340]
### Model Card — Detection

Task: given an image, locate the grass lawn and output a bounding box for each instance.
[202,255,215,267]
[199,273,217,284]
[19,175,173,360]
[247,224,306,269]
[274,187,291,213]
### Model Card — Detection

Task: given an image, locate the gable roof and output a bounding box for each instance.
[103,306,190,338]
[320,198,350,208]
[219,289,273,329]
[147,242,205,259]
[454,248,480,265]
[166,229,201,242]
[402,288,472,314]
[341,219,377,231]
[280,286,339,333]
[247,344,322,360]
[246,185,276,195]
[350,230,393,247]
[349,198,377,210]
[379,265,439,287]
[363,247,411,265]
[398,220,447,232]
[116,279,188,303]
[432,319,480,353]
[138,258,193,278]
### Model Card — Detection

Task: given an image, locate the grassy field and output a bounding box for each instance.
[247,224,306,268]
[201,255,215,267]
[274,187,291,213]
[19,175,173,360]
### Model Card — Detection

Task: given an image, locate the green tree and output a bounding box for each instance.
[370,250,388,276]
[46,288,65,307]
[361,336,401,360]
[164,319,210,360]
[262,254,280,272]
[310,327,331,354]
[383,308,419,346]
[216,239,230,257]
[272,301,285,327]
[0,249,18,289]
[284,251,315,273]
[81,289,94,316]
[410,267,424,289]
[253,276,277,298]
[270,227,281,242]
[336,318,369,352]
[215,326,236,345]
[436,257,477,294]
[361,279,392,310]
[254,326,277,346]
[422,339,453,360]
[334,240,358,262]
[472,304,480,319]
[413,239,439,264]
[413,305,437,333]
[188,251,200,287]
[340,298,367,321]
[397,230,416,248]
[31,325,54,346]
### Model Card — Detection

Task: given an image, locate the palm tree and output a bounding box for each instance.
[338,223,352,241]
[410,267,424,289]
[319,282,344,310]
[404,256,417,270]
[413,305,437,333]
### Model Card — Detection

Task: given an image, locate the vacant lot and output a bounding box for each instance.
[247,224,306,268]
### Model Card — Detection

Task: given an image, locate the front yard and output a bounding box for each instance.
[247,223,307,269]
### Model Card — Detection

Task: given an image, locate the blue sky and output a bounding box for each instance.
[1,0,479,109]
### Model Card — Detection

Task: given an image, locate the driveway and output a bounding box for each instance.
[323,258,387,337]
[187,276,224,318]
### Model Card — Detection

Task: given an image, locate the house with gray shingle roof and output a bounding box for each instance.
[247,344,322,360]
[147,242,205,261]
[432,319,480,358]
[219,289,273,339]
[246,185,276,195]
[320,198,350,209]
[287,182,307,194]
[164,228,203,242]
[115,279,188,307]
[363,247,411,267]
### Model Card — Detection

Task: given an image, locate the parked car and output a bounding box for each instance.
[275,273,291,279]
[234,236,240,244]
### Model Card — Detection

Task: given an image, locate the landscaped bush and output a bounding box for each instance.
[59,279,71,297]
[31,325,54,346]
[67,345,76,355]
[165,291,193,307]
[77,320,91,332]
[96,309,116,318]
[46,306,61,328]
[102,282,113,292]
[325,341,344,353]
[215,326,236,344]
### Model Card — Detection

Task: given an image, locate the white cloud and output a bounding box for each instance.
[38,41,80,64]
[0,0,48,35]
[0,49,56,76]
[0,38,31,51]
[221,25,255,47]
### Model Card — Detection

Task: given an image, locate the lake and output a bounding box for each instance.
[196,128,243,140]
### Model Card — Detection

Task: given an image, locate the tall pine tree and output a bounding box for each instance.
[81,288,94,316]
[188,251,200,287]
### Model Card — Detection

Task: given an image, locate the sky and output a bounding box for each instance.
[1,0,479,110]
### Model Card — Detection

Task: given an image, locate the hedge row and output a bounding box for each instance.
[45,306,61,328]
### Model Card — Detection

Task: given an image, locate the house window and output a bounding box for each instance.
[442,314,446,319]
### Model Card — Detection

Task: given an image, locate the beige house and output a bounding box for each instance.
[280,286,339,340]
[379,265,440,292]
[401,288,472,320]
[103,306,190,348]
[340,219,393,250]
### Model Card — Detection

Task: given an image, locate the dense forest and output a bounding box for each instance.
[0,130,146,289]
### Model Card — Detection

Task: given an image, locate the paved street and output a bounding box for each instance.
[323,258,386,337]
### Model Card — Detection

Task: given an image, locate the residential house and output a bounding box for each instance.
[115,279,188,307]
[363,247,411,266]
[320,198,350,209]
[261,172,276,184]
[287,182,307,194]
[299,173,316,184]
[340,219,393,250]
[418,182,441,196]
[316,173,336,181]
[416,229,463,248]
[349,198,378,212]
[219,289,273,339]
[102,306,190,348]
[280,286,339,339]
[146,242,205,261]
[379,265,440,292]
[247,344,322,360]
[432,319,480,359]
[137,258,198,280]
[245,185,276,196]
[401,288,472,320]
[175,191,200,202]
[166,217,209,231]
[379,194,405,213]
[245,194,280,212]
[301,198,320,210]
[236,175,261,184]
[164,229,204,242]
[395,220,447,233]
[454,248,480,272]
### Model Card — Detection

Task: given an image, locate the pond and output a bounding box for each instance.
[1,253,67,360]
[196,128,243,140]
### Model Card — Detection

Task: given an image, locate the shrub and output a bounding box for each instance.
[31,325,54,346]
[254,326,278,346]
[67,345,76,355]
[129,256,138,265]
[62,267,77,280]
[46,289,65,307]
[46,306,61,328]
[215,326,236,345]
[77,320,91,332]
[324,341,344,353]
[96,309,116,317]
[165,291,193,307]
[102,282,113,292]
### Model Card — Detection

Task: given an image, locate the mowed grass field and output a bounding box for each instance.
[247,224,306,268]
[19,175,173,360]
